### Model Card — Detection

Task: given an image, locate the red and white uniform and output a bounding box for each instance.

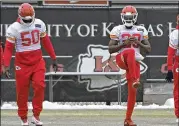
[110,25,148,62]
[5,18,56,66]
[167,26,179,118]
[110,24,148,121]
[4,18,56,119]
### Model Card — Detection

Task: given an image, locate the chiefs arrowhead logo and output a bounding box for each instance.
[77,44,148,92]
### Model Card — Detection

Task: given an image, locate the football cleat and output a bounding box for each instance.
[31,116,43,126]
[124,119,137,126]
[176,118,179,123]
[21,118,29,126]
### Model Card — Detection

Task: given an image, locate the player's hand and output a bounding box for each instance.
[165,70,173,82]
[52,59,58,73]
[124,36,137,45]
[123,38,133,45]
[4,66,11,78]
[133,39,140,45]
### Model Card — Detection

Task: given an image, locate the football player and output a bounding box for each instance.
[3,3,58,126]
[108,5,151,126]
[165,13,179,123]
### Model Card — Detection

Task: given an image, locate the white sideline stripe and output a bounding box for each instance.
[11,56,73,58]
[2,79,169,82]
[1,79,73,82]
[146,55,167,58]
[1,72,121,82]
[1,79,16,81]
[11,55,167,58]
[146,79,172,81]
[45,72,121,76]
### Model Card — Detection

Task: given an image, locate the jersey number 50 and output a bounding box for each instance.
[21,30,40,46]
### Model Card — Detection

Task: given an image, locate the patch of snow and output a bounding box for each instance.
[164,98,174,107]
[1,100,174,110]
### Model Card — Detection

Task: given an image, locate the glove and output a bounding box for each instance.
[165,70,173,82]
[3,66,11,78]
[52,59,58,73]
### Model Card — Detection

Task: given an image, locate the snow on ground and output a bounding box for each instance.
[164,98,174,107]
[1,98,174,110]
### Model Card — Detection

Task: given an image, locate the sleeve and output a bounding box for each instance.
[142,26,149,40]
[40,20,56,60]
[169,31,178,49]
[4,24,16,67]
[39,20,47,38]
[1,45,3,65]
[167,46,175,70]
[41,35,56,60]
[110,26,120,41]
[3,40,14,67]
[6,24,16,43]
[167,31,177,71]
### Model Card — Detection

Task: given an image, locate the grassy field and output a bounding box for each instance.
[1,109,177,126]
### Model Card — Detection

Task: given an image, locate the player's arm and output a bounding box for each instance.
[167,46,176,71]
[4,38,15,68]
[1,44,3,65]
[41,34,56,60]
[135,27,151,52]
[3,25,16,78]
[108,26,131,54]
[1,44,4,74]
[167,31,178,71]
[40,21,58,72]
[138,39,151,53]
[165,31,177,82]
[165,47,175,82]
[108,39,127,54]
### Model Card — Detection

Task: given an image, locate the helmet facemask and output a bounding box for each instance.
[121,12,138,27]
[19,14,35,26]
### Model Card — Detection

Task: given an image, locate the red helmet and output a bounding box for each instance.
[18,3,35,26]
[121,5,138,27]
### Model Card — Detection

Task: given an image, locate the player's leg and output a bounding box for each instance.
[115,52,128,70]
[124,62,140,126]
[15,64,31,125]
[173,62,179,119]
[123,49,140,87]
[116,48,136,71]
[116,48,140,87]
[31,59,46,125]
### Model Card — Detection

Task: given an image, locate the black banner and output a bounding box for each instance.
[1,7,177,102]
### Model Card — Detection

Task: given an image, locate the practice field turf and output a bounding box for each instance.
[1,109,177,126]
